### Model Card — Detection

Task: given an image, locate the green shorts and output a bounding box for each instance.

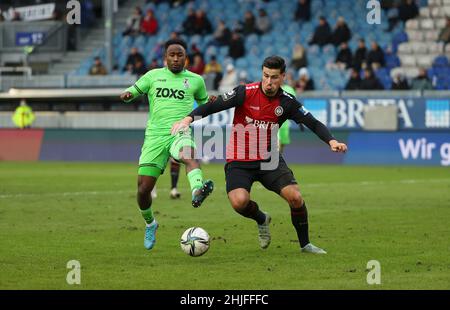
[138,131,196,178]
[278,121,291,145]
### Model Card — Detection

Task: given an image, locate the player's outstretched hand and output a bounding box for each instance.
[329,140,348,153]
[171,116,193,135]
[120,92,133,101]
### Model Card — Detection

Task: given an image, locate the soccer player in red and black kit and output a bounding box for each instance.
[172,56,347,254]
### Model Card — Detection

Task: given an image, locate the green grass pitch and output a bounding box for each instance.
[0,162,449,289]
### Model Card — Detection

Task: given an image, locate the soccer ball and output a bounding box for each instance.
[180,227,210,257]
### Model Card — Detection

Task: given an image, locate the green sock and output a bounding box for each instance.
[140,208,154,225]
[187,168,203,193]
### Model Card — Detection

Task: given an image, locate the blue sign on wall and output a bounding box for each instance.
[302,97,449,130]
[345,132,450,166]
[15,32,45,46]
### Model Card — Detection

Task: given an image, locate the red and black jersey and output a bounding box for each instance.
[189,82,334,163]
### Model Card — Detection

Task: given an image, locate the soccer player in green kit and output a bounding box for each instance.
[120,38,214,250]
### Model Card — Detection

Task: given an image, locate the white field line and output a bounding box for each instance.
[0,178,449,199]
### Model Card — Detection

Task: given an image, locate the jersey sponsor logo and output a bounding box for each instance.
[183,78,190,89]
[157,79,167,82]
[155,87,186,99]
[246,85,259,90]
[274,106,284,116]
[253,120,278,130]
[222,89,236,101]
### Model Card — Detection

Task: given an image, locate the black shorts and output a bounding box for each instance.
[224,156,297,194]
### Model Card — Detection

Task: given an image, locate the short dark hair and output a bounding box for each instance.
[164,38,187,52]
[262,56,286,73]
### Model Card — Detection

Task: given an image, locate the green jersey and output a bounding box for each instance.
[125,67,209,135]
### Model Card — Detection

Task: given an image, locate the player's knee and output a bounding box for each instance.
[137,183,153,197]
[229,194,249,211]
[287,191,303,208]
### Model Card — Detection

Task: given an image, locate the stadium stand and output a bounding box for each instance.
[0,0,449,93]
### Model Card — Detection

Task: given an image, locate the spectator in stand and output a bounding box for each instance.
[296,67,315,92]
[133,59,148,77]
[256,8,271,34]
[381,0,396,12]
[123,7,142,37]
[353,39,367,70]
[285,70,297,88]
[204,55,223,90]
[309,16,331,47]
[411,68,433,90]
[290,43,307,70]
[345,68,362,90]
[238,70,251,85]
[89,57,108,75]
[327,41,353,70]
[219,63,238,93]
[189,54,206,75]
[331,17,352,47]
[140,9,158,36]
[181,8,196,35]
[438,18,450,46]
[386,0,419,32]
[360,68,384,90]
[228,31,246,59]
[210,20,231,47]
[294,0,311,22]
[367,41,385,70]
[192,9,212,35]
[398,0,418,24]
[188,43,203,65]
[242,11,258,36]
[6,7,21,21]
[111,64,121,75]
[148,58,160,70]
[391,73,410,90]
[124,47,146,72]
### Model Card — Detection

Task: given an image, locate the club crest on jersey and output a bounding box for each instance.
[274,106,284,116]
[183,78,190,89]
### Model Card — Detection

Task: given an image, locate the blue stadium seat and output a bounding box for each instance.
[433,56,449,67]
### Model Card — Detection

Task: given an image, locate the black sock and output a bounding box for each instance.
[237,200,266,225]
[170,161,180,189]
[291,202,310,248]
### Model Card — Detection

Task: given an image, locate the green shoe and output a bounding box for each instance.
[192,180,214,208]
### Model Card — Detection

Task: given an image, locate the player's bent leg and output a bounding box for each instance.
[137,174,160,250]
[280,184,326,254]
[228,189,271,249]
[175,145,214,208]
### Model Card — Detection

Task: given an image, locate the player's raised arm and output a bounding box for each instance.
[288,101,347,153]
[170,85,245,135]
[120,71,153,103]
